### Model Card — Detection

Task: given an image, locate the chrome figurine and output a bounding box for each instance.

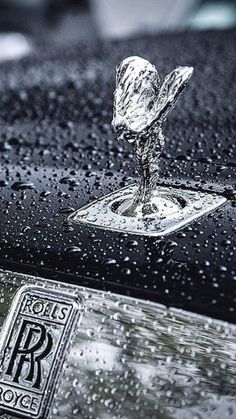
[112,56,193,217]
[69,58,225,236]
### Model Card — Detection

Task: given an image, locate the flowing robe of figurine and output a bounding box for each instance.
[112,56,193,218]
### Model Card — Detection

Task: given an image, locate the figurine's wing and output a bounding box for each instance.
[153,66,193,122]
[112,56,160,137]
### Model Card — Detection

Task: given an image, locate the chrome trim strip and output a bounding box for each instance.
[0,270,236,418]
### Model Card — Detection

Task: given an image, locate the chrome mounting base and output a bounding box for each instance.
[69,184,226,237]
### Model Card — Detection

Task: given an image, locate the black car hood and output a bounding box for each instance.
[0,28,235,322]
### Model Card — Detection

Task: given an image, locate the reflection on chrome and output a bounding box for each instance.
[0,270,235,419]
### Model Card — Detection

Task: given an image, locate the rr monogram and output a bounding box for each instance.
[5,320,53,389]
[0,285,81,419]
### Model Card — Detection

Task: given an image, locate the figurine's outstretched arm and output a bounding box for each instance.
[153,66,193,123]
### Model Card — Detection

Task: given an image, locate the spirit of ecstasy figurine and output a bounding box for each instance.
[70,56,225,236]
[112,56,193,218]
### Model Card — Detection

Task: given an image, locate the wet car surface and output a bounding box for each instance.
[0,28,235,418]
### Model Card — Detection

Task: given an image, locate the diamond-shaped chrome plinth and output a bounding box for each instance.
[68,184,226,237]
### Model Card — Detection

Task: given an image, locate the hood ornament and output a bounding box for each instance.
[69,57,226,236]
[112,56,193,219]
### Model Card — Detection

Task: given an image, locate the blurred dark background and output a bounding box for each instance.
[0,0,235,61]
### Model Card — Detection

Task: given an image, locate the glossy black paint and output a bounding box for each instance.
[0,29,235,322]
